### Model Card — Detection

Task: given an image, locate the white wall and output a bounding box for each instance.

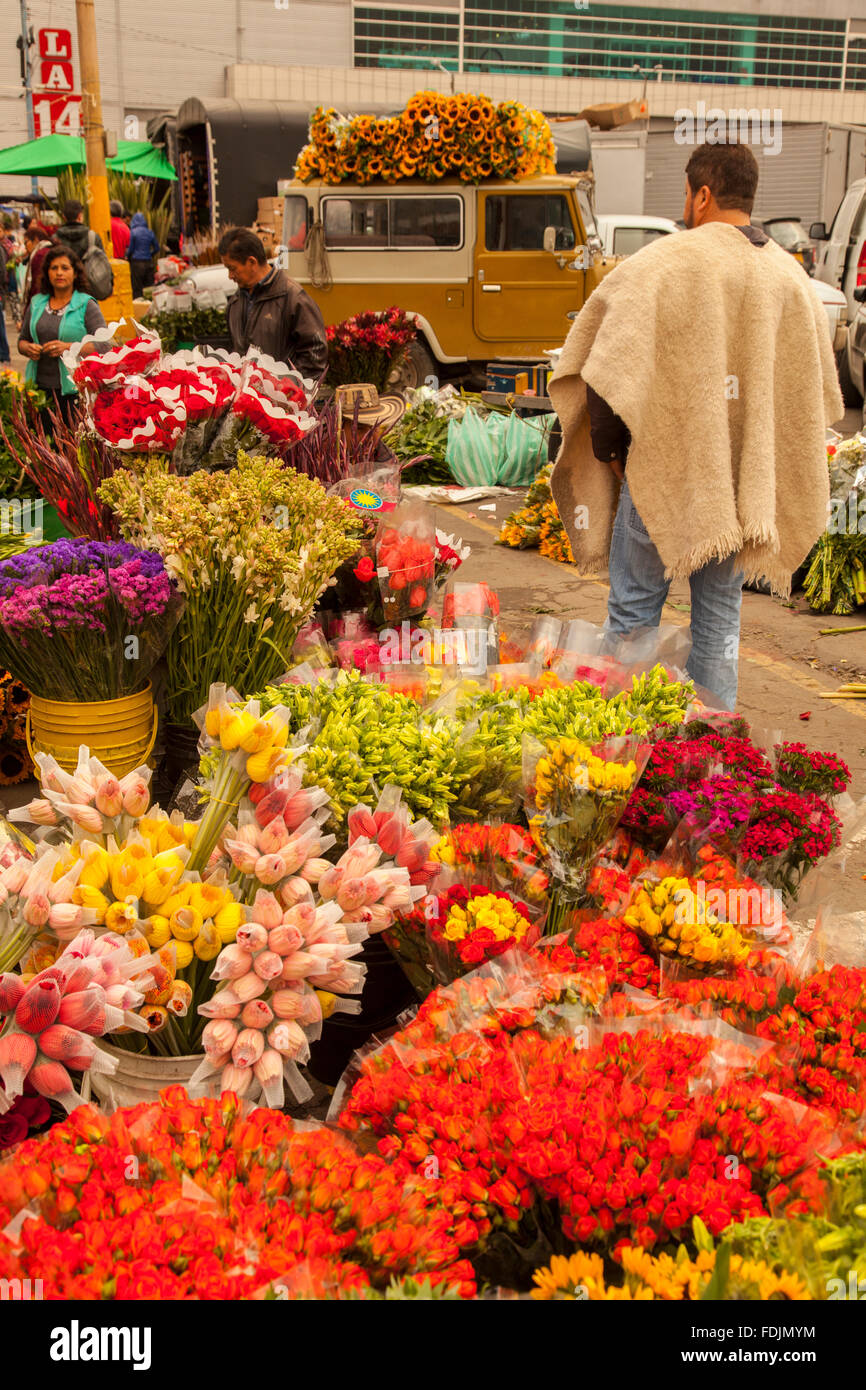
[0,0,352,195]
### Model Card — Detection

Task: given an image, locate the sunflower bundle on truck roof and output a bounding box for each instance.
[294,91,556,186]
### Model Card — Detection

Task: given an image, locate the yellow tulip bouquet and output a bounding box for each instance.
[295,91,556,186]
[525,734,650,903]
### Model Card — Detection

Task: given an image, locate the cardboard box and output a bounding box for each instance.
[258,196,283,214]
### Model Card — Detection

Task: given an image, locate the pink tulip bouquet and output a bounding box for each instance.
[0,929,156,1114]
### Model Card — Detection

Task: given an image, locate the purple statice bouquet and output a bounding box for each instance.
[0,540,183,701]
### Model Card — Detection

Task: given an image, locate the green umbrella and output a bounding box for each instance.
[0,133,85,177]
[107,141,177,181]
[0,133,176,181]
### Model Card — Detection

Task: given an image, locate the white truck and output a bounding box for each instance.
[591,121,866,229]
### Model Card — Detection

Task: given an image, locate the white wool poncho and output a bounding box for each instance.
[548,221,844,596]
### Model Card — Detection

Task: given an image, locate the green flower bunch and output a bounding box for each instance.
[249,666,694,832]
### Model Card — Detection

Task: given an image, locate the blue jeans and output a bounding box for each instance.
[605,478,744,709]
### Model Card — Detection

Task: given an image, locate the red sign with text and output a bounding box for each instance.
[38,29,73,60]
[34,28,79,135]
[39,60,75,92]
[33,94,82,137]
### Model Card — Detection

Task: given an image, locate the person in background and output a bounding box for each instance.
[549,141,842,711]
[0,242,9,365]
[55,199,92,261]
[219,227,328,381]
[126,212,160,298]
[109,200,131,259]
[19,225,54,323]
[17,244,106,430]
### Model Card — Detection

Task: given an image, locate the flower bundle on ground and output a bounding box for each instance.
[295,92,555,186]
[620,727,845,900]
[250,666,693,832]
[0,540,182,702]
[100,455,361,725]
[0,1090,478,1298]
[325,308,417,391]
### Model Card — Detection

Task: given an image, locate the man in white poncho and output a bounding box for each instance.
[548,141,843,709]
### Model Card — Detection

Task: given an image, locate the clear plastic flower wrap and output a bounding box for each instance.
[375,503,437,625]
[523,731,650,903]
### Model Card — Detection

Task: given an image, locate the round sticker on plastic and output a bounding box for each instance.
[349,487,384,511]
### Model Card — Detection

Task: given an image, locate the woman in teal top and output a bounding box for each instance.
[18,244,106,430]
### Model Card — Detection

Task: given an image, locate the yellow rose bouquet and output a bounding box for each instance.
[525,733,650,903]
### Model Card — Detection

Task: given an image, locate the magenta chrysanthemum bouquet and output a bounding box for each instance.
[0,540,182,701]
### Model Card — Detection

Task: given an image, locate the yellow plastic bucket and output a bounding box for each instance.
[27,683,158,780]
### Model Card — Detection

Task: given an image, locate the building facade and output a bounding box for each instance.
[3,0,866,201]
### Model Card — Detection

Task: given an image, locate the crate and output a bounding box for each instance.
[486,360,549,395]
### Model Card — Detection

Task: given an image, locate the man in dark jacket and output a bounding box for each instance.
[55,200,91,260]
[219,227,328,381]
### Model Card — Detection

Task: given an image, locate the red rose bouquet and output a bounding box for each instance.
[376,505,436,624]
[89,376,187,452]
[207,355,317,467]
[63,321,161,389]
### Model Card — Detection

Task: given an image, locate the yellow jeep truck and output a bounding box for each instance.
[275,173,615,387]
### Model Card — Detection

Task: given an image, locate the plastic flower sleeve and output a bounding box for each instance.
[62,319,161,391]
[88,375,187,453]
[375,504,437,626]
[424,881,545,986]
[441,580,500,672]
[524,731,650,904]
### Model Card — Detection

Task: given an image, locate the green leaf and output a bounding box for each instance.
[701,1243,731,1300]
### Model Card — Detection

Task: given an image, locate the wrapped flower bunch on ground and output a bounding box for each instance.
[0,539,182,702]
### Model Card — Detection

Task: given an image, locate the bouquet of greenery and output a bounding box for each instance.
[100,454,362,724]
[0,370,44,498]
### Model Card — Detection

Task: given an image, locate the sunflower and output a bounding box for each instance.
[5,680,30,716]
[0,744,31,786]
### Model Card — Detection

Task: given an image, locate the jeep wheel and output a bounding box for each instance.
[388,340,437,395]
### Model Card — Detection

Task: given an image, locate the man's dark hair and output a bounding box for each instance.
[109,199,124,217]
[685,142,759,214]
[218,227,268,264]
[63,198,84,222]
[39,243,90,295]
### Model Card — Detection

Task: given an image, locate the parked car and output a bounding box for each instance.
[843,283,866,419]
[594,214,679,257]
[812,178,866,401]
[812,278,849,356]
[758,217,816,275]
[275,174,616,388]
